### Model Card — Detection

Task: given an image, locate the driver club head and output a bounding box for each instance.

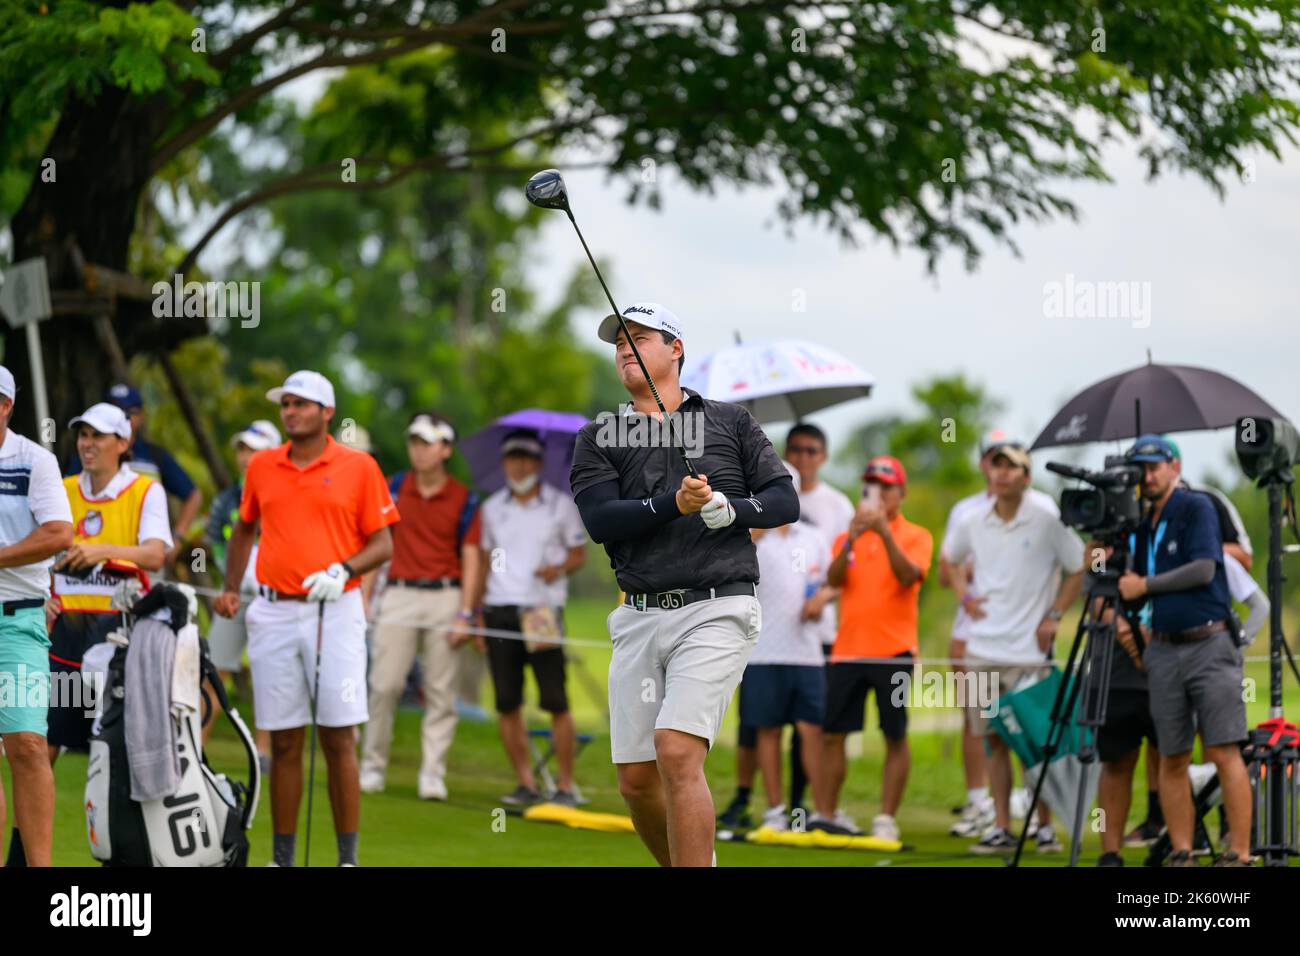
[525,168,570,212]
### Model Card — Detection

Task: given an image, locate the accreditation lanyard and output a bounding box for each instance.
[1130,520,1167,628]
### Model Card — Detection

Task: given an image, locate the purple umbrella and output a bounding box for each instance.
[460,409,589,495]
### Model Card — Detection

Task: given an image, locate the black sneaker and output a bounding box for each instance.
[501,785,541,807]
[547,790,578,808]
[1123,819,1161,847]
[717,793,753,830]
[970,828,1017,856]
[1097,851,1124,867]
[1212,851,1253,867]
[1165,849,1196,868]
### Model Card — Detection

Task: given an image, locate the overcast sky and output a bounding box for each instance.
[240,60,1300,492]
[520,143,1298,489]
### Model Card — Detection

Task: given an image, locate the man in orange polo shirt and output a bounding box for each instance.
[214,370,398,868]
[814,455,932,842]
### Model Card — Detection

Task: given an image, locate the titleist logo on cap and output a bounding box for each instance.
[624,305,655,317]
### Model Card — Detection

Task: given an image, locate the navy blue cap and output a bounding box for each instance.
[1126,433,1178,463]
[104,383,143,410]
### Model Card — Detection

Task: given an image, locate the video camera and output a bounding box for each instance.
[1046,456,1143,539]
[1235,415,1298,485]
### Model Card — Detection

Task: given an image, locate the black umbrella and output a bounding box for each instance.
[1030,359,1284,450]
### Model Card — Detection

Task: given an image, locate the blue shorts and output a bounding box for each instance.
[0,605,52,737]
[739,664,825,729]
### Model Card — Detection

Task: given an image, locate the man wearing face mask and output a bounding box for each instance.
[359,411,483,802]
[472,429,588,806]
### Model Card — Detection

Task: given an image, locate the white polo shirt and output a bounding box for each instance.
[480,483,587,607]
[942,487,1059,641]
[796,479,854,645]
[751,521,831,666]
[1223,552,1259,603]
[0,428,73,601]
[942,494,1083,664]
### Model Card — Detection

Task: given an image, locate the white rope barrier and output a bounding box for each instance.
[144,579,1284,667]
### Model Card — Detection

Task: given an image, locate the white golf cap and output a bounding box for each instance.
[69,402,132,439]
[407,414,456,444]
[232,419,281,451]
[0,365,15,401]
[267,369,335,407]
[597,302,684,345]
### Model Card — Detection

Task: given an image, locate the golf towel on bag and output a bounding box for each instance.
[124,617,180,801]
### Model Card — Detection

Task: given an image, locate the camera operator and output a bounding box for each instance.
[1117,435,1253,867]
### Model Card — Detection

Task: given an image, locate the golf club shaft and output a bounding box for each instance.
[305,601,324,867]
[565,212,699,479]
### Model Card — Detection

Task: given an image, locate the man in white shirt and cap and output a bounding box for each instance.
[0,366,74,867]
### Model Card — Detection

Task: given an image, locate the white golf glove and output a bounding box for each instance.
[700,491,736,530]
[302,562,349,602]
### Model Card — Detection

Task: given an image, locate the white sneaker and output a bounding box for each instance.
[949,797,995,837]
[1010,787,1032,820]
[871,813,900,842]
[761,804,790,831]
[418,775,448,801]
[832,809,864,835]
[359,769,385,794]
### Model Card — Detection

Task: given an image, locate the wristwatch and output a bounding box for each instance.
[1046,608,1064,622]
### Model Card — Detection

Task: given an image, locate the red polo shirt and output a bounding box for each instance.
[387,472,482,581]
[240,437,398,595]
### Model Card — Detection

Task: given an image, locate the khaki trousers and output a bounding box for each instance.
[361,585,462,782]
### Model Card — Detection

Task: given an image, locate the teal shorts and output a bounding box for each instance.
[0,605,52,737]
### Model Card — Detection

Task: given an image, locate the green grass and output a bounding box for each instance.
[8,596,1298,866]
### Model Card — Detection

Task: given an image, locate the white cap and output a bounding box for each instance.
[232,419,281,451]
[407,414,456,444]
[0,365,15,401]
[267,370,335,407]
[597,302,684,345]
[69,402,132,439]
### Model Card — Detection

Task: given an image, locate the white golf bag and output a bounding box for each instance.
[84,584,261,866]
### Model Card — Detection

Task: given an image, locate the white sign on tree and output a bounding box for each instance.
[0,258,56,449]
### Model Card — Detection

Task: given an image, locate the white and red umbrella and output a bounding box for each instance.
[681,339,874,423]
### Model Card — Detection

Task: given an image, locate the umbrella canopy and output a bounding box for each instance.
[681,339,874,424]
[460,408,589,495]
[1030,361,1284,450]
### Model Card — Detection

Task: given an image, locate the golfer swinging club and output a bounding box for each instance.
[214,371,398,867]
[570,303,797,866]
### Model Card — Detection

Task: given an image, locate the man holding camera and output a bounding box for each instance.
[1117,435,1253,866]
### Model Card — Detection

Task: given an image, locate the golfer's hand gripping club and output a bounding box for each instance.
[302,562,348,602]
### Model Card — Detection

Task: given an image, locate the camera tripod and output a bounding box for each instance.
[1010,546,1140,867]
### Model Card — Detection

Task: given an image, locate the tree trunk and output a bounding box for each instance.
[5,86,201,461]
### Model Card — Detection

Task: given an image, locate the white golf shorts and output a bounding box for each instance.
[245,588,369,731]
[607,593,761,764]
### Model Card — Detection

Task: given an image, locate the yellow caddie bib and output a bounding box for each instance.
[54,474,153,612]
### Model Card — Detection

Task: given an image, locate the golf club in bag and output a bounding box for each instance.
[85,583,261,866]
[525,168,698,478]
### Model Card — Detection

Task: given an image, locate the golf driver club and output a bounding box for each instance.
[304,601,325,867]
[525,168,699,479]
